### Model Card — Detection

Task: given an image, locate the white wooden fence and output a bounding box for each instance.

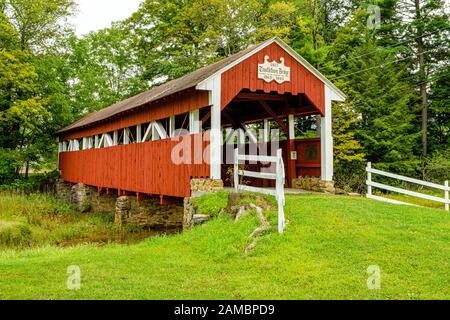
[234,149,286,233]
[366,162,449,211]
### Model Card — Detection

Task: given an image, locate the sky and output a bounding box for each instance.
[71,0,143,36]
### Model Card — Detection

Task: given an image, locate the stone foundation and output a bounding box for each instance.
[182,197,212,231]
[115,196,184,230]
[292,177,336,194]
[55,180,72,203]
[190,179,224,193]
[55,179,224,231]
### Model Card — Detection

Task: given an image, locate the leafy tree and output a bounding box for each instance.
[2,0,76,52]
[128,0,262,82]
[329,9,420,175]
[391,0,450,156]
[68,24,147,115]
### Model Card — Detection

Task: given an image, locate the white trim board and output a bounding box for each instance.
[196,37,346,102]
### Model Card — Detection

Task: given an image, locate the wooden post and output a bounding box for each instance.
[367,162,372,197]
[95,135,100,148]
[276,149,285,234]
[113,130,119,146]
[445,180,449,211]
[123,129,130,145]
[263,119,270,143]
[169,116,176,138]
[287,115,296,187]
[234,148,239,191]
[321,86,334,181]
[136,124,142,143]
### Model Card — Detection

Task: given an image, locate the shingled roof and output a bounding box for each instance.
[58,38,345,134]
[57,43,261,134]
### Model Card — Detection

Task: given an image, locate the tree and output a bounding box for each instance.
[68,24,148,115]
[127,0,262,83]
[329,9,420,175]
[2,0,76,52]
[392,0,450,156]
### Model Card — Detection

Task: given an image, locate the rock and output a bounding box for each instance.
[192,214,211,225]
[292,177,336,194]
[190,179,224,193]
[70,183,92,213]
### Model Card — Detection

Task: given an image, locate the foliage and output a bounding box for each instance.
[0,194,449,299]
[424,150,450,183]
[0,193,144,248]
[2,0,76,51]
[0,221,31,246]
[0,0,448,189]
[192,191,229,217]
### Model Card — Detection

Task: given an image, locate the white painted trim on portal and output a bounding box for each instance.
[263,119,270,143]
[208,75,222,180]
[288,115,295,140]
[95,135,100,149]
[62,141,67,152]
[321,86,333,181]
[196,37,346,102]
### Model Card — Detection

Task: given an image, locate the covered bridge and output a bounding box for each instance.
[57,38,345,201]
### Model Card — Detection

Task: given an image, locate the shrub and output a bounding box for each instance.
[0,221,32,247]
[334,161,367,194]
[0,149,21,184]
[424,151,450,183]
[0,171,60,194]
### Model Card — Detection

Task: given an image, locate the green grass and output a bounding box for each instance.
[374,188,446,210]
[0,193,449,300]
[0,194,130,249]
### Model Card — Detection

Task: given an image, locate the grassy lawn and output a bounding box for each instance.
[0,193,449,300]
[375,191,446,210]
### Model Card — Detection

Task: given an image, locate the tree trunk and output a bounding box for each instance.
[414,0,428,157]
[24,160,29,180]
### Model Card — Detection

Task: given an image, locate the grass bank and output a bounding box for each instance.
[0,194,154,249]
[0,193,449,299]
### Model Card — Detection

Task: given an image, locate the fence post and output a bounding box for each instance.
[277,149,285,234]
[445,181,449,212]
[234,148,239,192]
[367,162,372,197]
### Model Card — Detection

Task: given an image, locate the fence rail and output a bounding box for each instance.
[366,162,449,211]
[234,149,286,233]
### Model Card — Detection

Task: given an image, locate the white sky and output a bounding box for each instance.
[71,0,143,36]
